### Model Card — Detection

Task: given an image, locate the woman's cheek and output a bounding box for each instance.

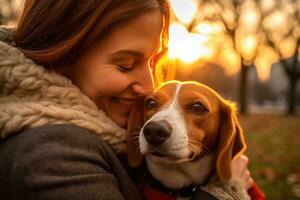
[97,76,131,95]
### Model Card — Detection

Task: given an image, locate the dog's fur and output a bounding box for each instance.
[127,80,246,191]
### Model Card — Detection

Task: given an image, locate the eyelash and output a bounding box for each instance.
[116,65,133,72]
[115,56,155,72]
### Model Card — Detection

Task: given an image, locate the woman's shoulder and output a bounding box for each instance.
[1,124,115,156]
[0,124,119,169]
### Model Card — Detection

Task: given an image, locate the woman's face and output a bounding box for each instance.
[65,10,163,128]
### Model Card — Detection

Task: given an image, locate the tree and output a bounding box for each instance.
[174,0,261,113]
[257,0,300,114]
[169,0,299,114]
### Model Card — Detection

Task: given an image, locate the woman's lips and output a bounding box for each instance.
[112,97,137,110]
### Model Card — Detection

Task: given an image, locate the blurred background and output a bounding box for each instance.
[1,0,299,199]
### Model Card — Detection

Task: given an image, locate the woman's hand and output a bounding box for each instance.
[231,154,254,190]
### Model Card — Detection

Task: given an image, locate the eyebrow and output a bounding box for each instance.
[109,50,145,58]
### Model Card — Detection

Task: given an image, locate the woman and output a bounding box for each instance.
[0,0,252,199]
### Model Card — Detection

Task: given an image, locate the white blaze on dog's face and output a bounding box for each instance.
[140,82,188,161]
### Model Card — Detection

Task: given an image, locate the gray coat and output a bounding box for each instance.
[0,124,142,200]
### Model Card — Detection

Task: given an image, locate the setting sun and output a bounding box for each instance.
[168,23,213,63]
[168,0,216,64]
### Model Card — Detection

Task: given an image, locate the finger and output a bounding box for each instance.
[244,170,250,179]
[245,177,254,190]
[232,155,248,175]
[239,155,249,172]
[244,169,253,188]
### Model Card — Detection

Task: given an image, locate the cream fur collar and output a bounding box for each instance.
[0,27,126,153]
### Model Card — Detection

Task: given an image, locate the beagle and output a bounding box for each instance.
[127,80,247,199]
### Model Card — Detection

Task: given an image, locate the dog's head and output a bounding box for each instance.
[127,80,246,182]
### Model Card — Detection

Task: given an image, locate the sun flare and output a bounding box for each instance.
[168,24,213,63]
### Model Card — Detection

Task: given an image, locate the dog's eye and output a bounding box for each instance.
[144,98,157,110]
[189,102,208,115]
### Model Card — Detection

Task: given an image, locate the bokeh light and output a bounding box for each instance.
[169,0,198,24]
[168,23,213,63]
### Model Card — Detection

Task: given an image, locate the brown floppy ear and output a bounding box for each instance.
[216,102,247,182]
[126,100,144,167]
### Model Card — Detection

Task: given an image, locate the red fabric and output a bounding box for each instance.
[143,186,175,200]
[248,182,266,200]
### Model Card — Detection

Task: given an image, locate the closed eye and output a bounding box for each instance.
[116,65,133,72]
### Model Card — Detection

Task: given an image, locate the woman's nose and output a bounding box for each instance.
[131,64,154,96]
[132,84,153,96]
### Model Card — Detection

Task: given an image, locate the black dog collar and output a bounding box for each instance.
[145,172,198,198]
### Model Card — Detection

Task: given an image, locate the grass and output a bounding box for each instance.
[239,114,300,200]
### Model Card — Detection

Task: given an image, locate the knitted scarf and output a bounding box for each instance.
[0,27,126,153]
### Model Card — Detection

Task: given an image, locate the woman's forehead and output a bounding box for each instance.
[93,10,163,58]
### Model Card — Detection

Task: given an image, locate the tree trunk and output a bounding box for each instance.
[239,64,249,114]
[287,38,300,114]
[287,72,298,114]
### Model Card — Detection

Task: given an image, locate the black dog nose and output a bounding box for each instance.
[143,121,172,146]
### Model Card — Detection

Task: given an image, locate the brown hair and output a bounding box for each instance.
[15,0,170,73]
